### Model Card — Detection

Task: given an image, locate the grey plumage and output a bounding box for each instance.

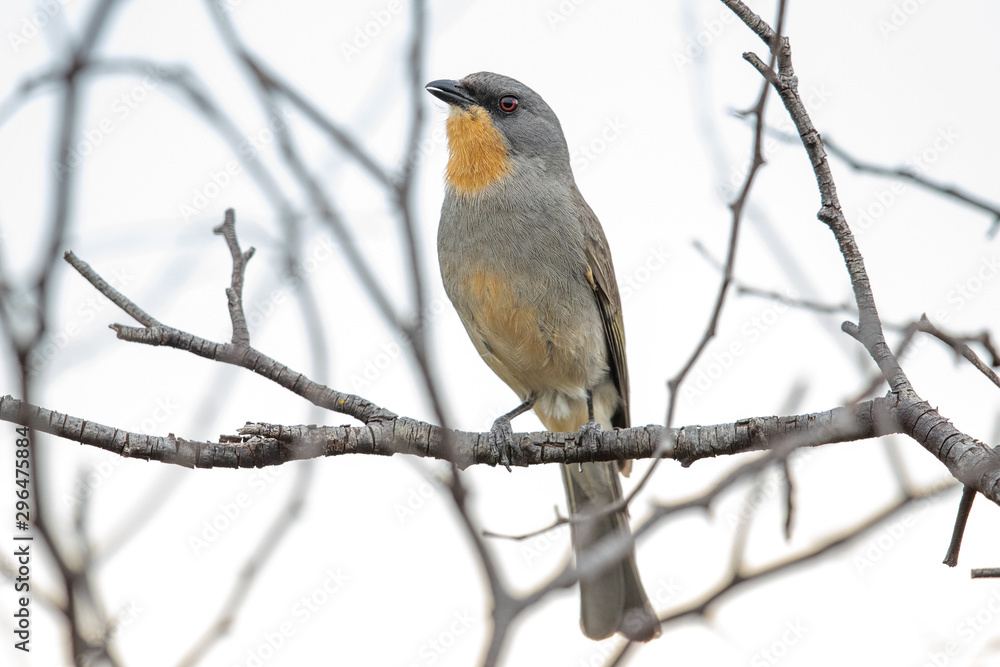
[430,71,660,642]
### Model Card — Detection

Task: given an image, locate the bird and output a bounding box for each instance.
[426,71,660,642]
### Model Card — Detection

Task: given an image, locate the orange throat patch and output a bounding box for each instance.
[445,106,511,194]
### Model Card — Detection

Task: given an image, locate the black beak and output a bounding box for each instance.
[425,79,476,110]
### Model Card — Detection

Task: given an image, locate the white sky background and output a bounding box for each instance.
[2,0,1000,665]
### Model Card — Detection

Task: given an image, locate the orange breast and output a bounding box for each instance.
[466,272,549,369]
[450,260,612,427]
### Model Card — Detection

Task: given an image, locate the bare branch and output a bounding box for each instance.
[738,118,1000,229]
[61,228,393,424]
[633,0,791,525]
[213,209,255,346]
[663,8,779,428]
[605,480,957,666]
[482,507,568,541]
[943,486,977,567]
[202,0,407,334]
[2,2,129,663]
[720,0,1000,516]
[736,283,854,315]
[823,135,1000,228]
[7,193,1000,502]
[64,252,161,327]
[916,315,1000,391]
[971,568,1000,579]
[0,393,904,470]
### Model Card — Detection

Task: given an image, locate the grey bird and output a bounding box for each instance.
[426,71,660,642]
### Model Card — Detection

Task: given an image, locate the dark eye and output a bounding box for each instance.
[499,95,519,113]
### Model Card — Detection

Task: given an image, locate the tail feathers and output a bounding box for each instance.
[561,461,661,642]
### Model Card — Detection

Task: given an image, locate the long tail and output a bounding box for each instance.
[560,461,660,641]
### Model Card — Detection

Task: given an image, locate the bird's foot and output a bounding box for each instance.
[488,415,521,472]
[576,419,603,466]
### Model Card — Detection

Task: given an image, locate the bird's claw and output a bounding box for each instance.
[576,420,602,470]
[488,415,520,472]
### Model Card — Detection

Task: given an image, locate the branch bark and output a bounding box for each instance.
[0,392,905,468]
[2,192,998,504]
[719,0,1000,506]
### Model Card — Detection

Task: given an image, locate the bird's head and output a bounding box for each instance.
[426,72,571,195]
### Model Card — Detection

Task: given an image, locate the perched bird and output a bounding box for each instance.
[426,72,660,642]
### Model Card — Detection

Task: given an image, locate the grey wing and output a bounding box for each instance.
[578,199,629,431]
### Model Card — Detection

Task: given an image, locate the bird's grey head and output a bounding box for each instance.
[426,72,572,181]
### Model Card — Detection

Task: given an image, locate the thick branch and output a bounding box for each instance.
[0,394,901,470]
[8,387,997,503]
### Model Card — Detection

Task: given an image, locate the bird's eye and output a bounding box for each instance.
[499,95,519,113]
